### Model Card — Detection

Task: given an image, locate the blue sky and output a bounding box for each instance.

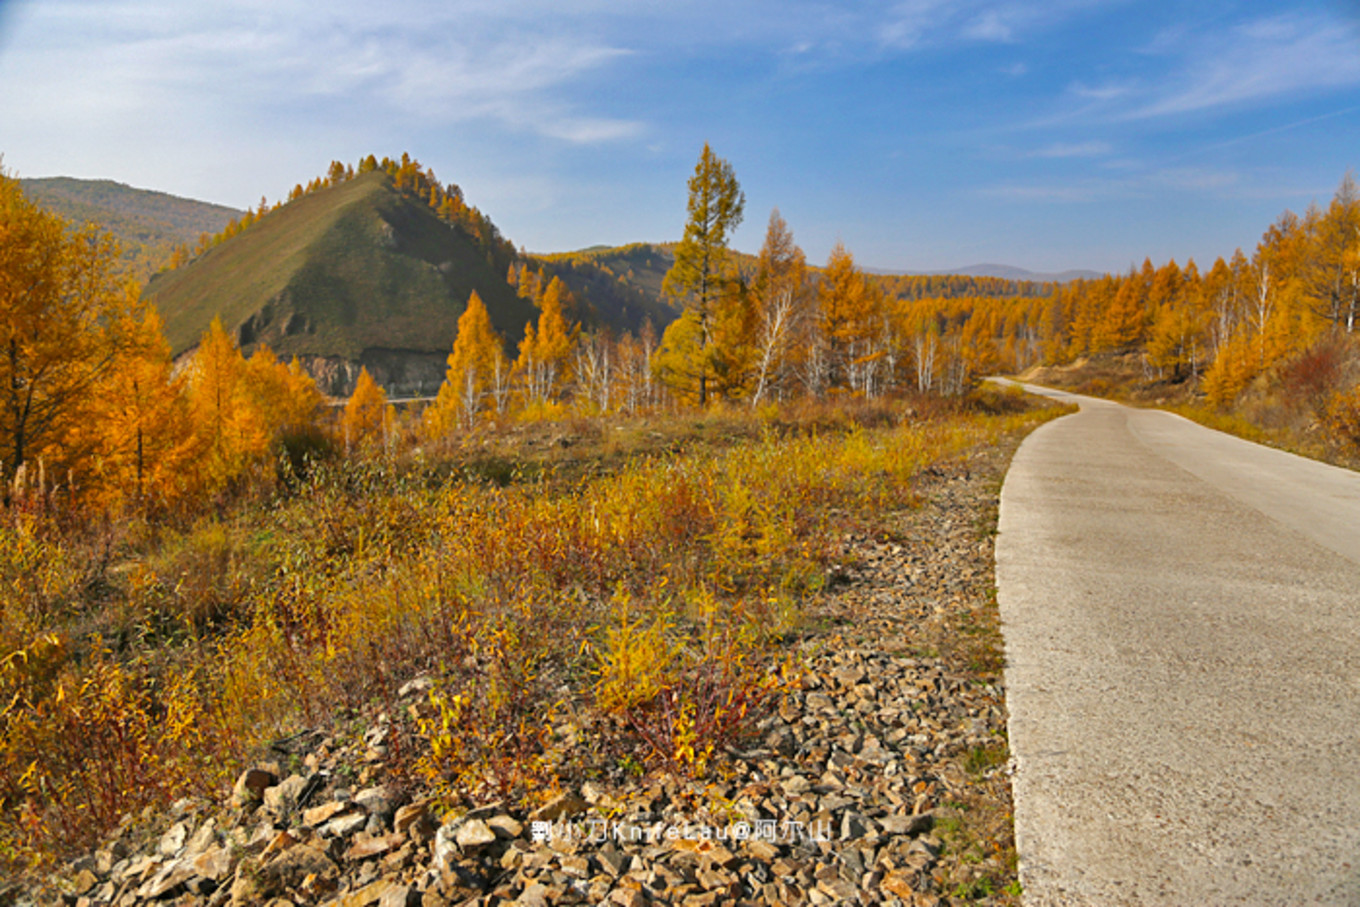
[1,0,1359,274]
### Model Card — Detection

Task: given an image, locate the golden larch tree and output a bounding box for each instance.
[342,367,390,451]
[818,243,884,395]
[186,318,269,490]
[0,171,131,498]
[87,302,199,508]
[660,143,745,405]
[425,291,504,434]
[515,276,576,409]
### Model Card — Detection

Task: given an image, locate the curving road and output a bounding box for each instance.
[995,383,1360,905]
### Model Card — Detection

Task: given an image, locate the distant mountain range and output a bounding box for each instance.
[19,177,241,281]
[867,263,1104,283]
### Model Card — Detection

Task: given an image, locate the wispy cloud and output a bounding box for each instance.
[979,165,1301,205]
[1129,13,1360,118]
[877,0,1110,51]
[980,178,1130,203]
[1,1,644,145]
[878,0,957,49]
[1148,167,1239,191]
[1029,140,1112,158]
[962,10,1015,42]
[1068,81,1134,101]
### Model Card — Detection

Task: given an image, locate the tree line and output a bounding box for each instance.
[6,152,1360,515]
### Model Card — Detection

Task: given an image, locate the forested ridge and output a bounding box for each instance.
[17,177,240,282]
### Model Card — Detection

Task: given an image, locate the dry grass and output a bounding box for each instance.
[0,390,1061,872]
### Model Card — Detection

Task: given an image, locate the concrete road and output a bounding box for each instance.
[995,383,1360,905]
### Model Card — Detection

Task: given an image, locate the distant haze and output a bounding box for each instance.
[867,263,1105,283]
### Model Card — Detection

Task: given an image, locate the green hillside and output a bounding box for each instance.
[533,242,681,334]
[144,170,536,368]
[19,177,240,280]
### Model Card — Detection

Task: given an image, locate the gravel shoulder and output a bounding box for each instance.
[27,431,1034,907]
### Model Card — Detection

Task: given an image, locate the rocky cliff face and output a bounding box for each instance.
[299,349,448,399]
[171,348,449,399]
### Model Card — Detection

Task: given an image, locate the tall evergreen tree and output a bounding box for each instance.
[660,144,745,405]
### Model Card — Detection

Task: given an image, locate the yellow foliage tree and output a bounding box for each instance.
[750,209,807,406]
[515,276,576,409]
[1202,332,1258,407]
[425,291,505,434]
[342,367,390,451]
[660,143,745,405]
[818,243,884,395]
[246,348,325,436]
[186,318,269,490]
[1092,263,1149,352]
[0,171,132,500]
[86,303,199,508]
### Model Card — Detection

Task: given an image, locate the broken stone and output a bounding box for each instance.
[232,768,277,807]
[528,791,587,822]
[453,818,496,850]
[262,774,309,814]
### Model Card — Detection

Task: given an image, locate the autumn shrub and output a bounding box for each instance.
[967,381,1028,415]
[1283,339,1347,417]
[594,591,679,713]
[413,597,561,805]
[0,513,81,635]
[0,655,237,865]
[275,423,338,488]
[1326,384,1360,448]
[0,398,1064,869]
[594,590,790,778]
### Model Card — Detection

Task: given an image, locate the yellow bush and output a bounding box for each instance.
[1326,385,1360,448]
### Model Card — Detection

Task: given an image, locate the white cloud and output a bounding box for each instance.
[980,166,1291,204]
[1069,81,1134,101]
[980,179,1128,203]
[0,1,644,147]
[1130,13,1360,118]
[878,0,1115,50]
[1149,167,1239,191]
[878,0,957,49]
[964,10,1014,42]
[1029,140,1112,158]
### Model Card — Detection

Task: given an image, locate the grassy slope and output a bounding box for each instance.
[19,177,240,280]
[145,171,535,358]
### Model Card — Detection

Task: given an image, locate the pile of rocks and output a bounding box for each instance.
[33,444,1022,907]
